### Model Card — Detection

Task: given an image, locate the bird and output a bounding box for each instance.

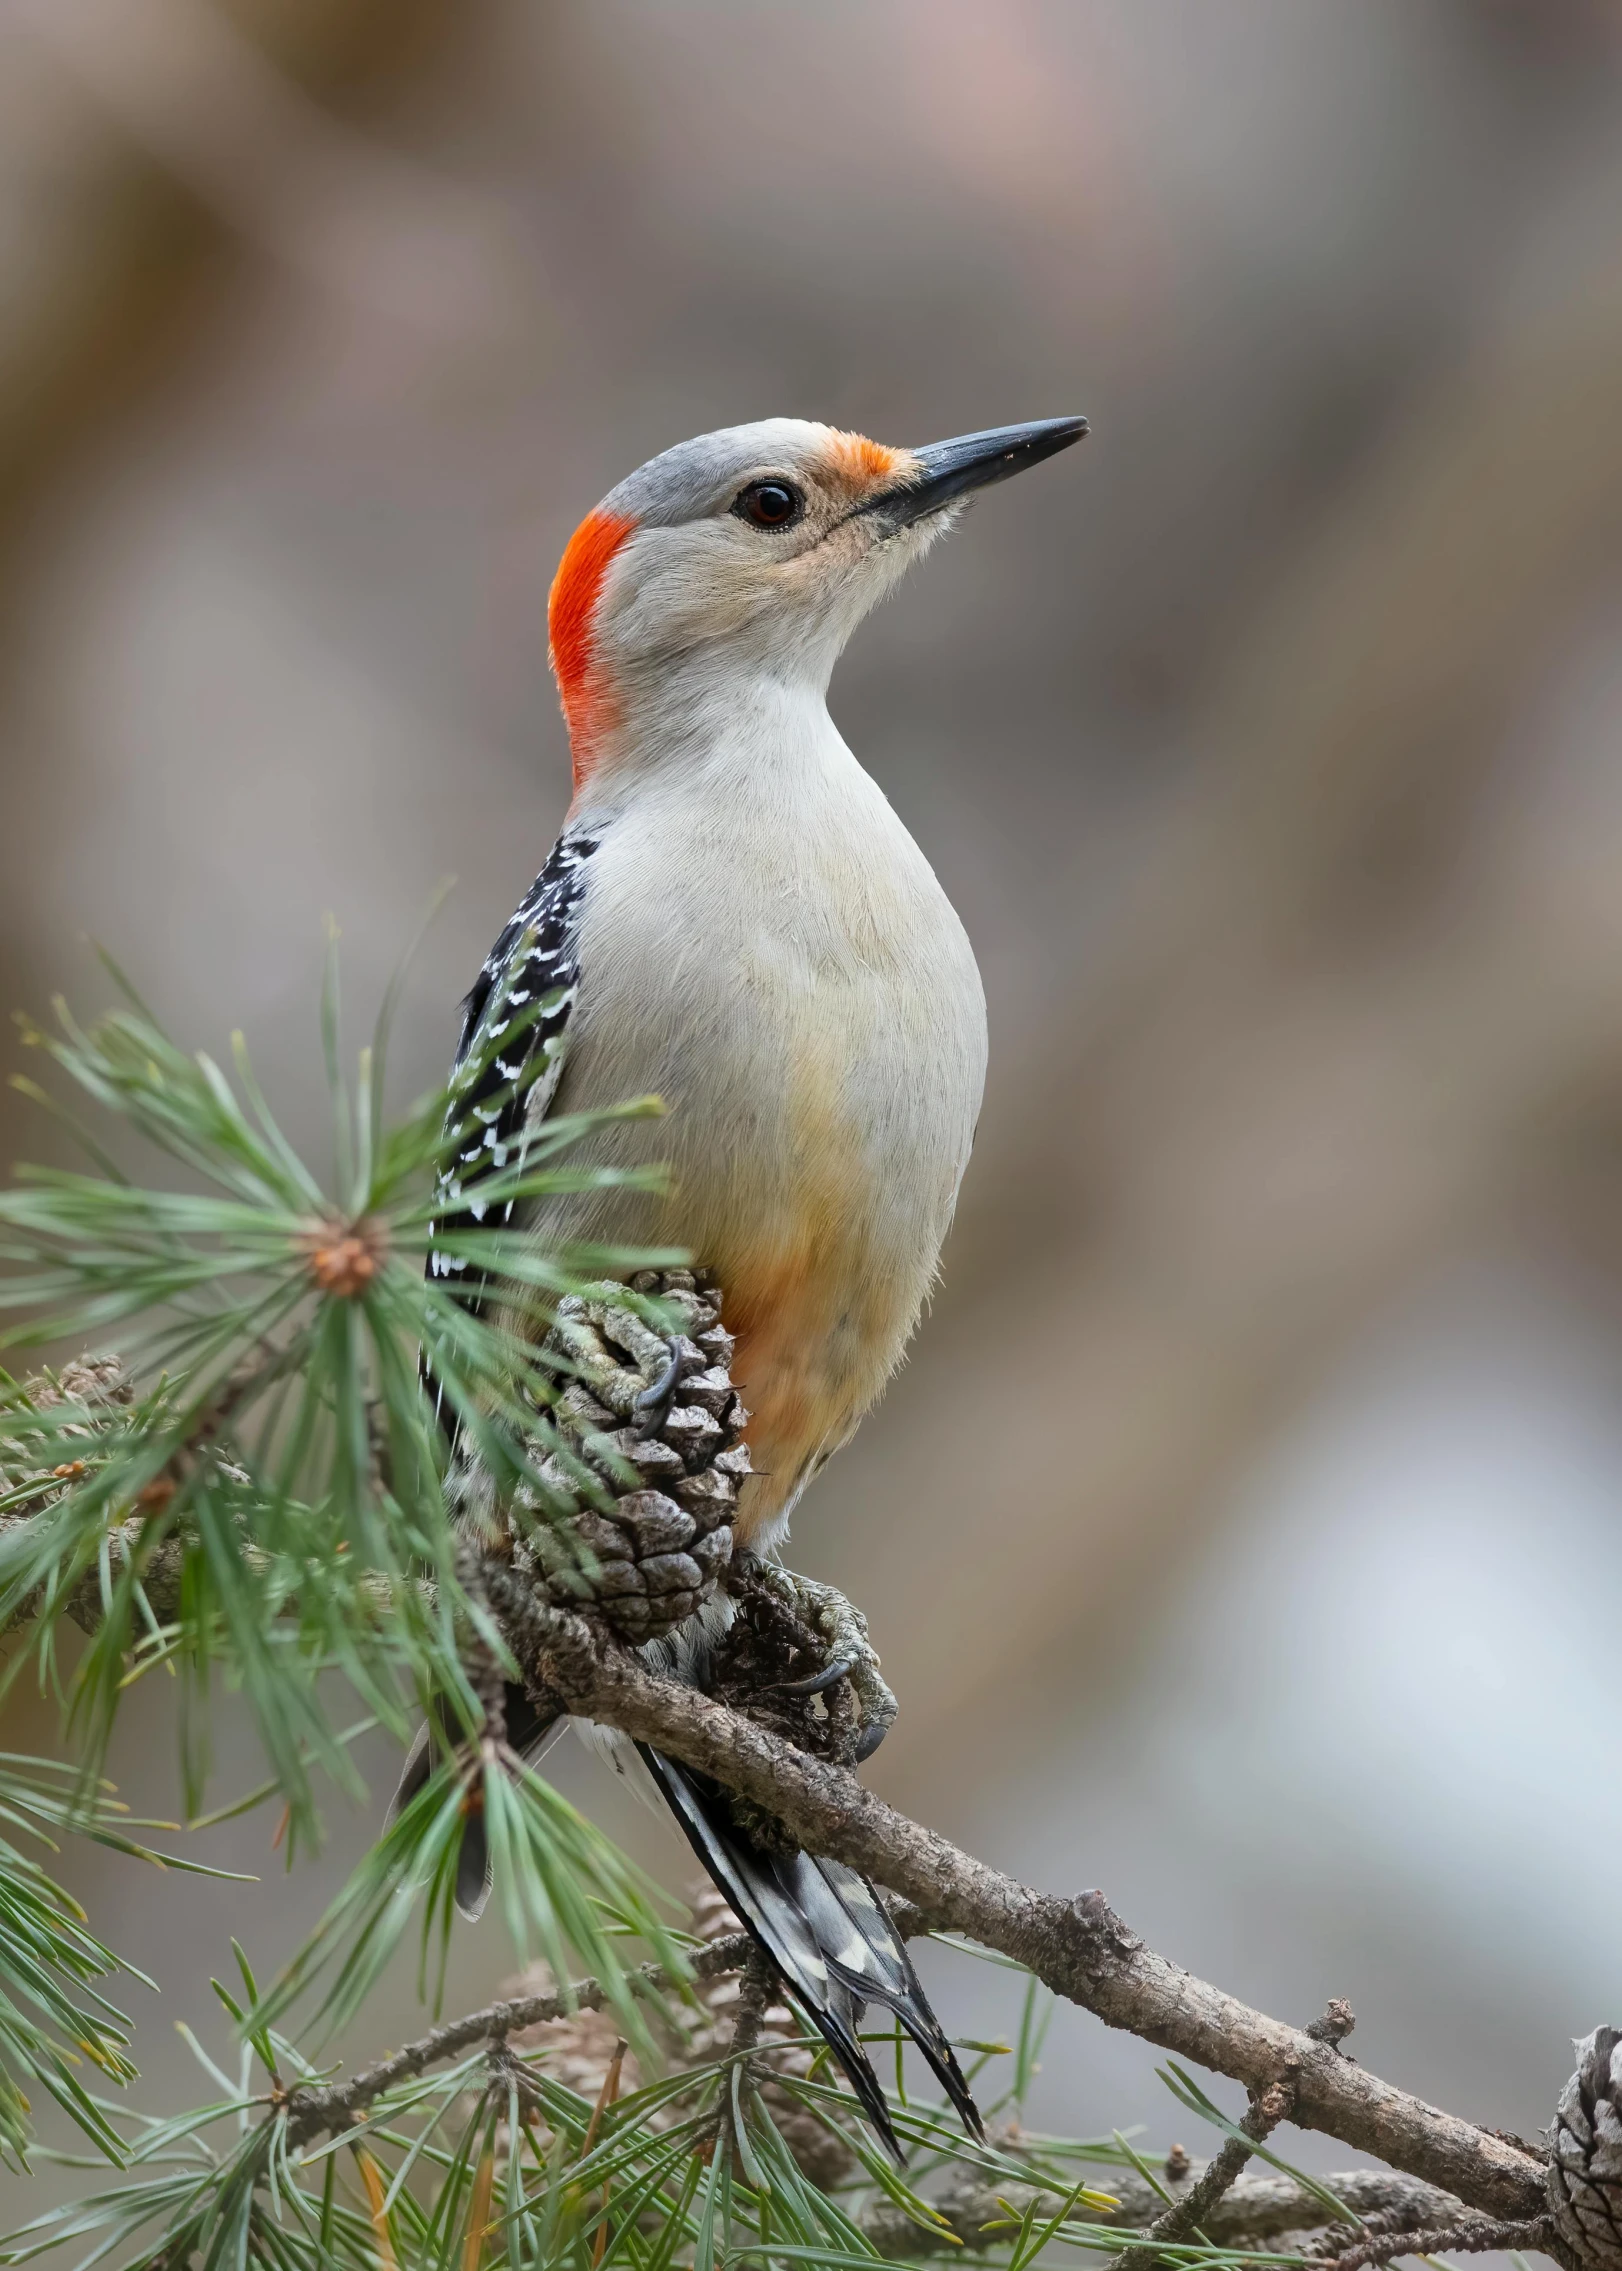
[412,414,1086,2154]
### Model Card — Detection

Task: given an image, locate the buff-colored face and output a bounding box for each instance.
[549,415,1086,780]
[605,424,934,660]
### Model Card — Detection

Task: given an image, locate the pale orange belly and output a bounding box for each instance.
[701,1222,909,1546]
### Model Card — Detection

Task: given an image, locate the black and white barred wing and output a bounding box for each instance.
[424,825,599,1434]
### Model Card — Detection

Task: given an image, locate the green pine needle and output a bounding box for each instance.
[0,1752,218,2172]
[0,961,673,1850]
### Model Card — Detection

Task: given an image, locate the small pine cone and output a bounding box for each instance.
[1550,2028,1622,2271]
[517,1271,750,1645]
[34,1355,132,1411]
[0,1354,133,1500]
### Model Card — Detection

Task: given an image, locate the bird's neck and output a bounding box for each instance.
[568,655,850,814]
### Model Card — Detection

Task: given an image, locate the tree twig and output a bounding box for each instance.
[859,2168,1486,2259]
[1114,2069,1299,2271]
[725,1950,775,2070]
[1318,2215,1554,2271]
[283,1930,752,2145]
[1112,2000,1358,2270]
[498,1601,1549,2226]
[699,1945,776,2164]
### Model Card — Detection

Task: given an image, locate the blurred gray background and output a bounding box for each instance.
[5,0,1622,2214]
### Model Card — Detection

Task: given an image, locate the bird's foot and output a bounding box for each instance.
[737,1554,898,1762]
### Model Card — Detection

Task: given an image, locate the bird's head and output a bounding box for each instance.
[548,415,1086,788]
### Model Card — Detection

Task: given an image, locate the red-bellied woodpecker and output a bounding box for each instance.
[415,415,1087,2151]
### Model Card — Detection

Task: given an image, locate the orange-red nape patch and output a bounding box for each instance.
[824,428,906,494]
[548,507,636,791]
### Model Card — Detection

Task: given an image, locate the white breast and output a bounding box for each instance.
[551,687,986,1271]
[524,685,985,1531]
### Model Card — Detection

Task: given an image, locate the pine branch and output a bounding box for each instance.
[281,1930,752,2145]
[222,1903,1490,2263]
[1317,2215,1554,2270]
[496,1590,1551,2227]
[858,2167,1489,2258]
[696,1945,775,2165]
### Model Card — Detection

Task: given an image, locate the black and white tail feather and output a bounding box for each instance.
[409,819,984,2156]
[640,1745,982,2157]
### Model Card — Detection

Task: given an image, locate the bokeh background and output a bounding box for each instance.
[6,0,1622,2218]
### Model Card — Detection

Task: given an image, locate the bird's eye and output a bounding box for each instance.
[733,479,803,530]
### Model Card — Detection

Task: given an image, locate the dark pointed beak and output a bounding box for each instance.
[863,415,1088,528]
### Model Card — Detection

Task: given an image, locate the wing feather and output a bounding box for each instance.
[424,823,600,1436]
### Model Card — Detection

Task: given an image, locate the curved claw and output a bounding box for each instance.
[853,1718,890,1763]
[740,1559,898,1761]
[774,1655,854,1698]
[632,1341,685,1438]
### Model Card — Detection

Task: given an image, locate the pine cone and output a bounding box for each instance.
[0,1354,132,1493]
[1549,2027,1622,2271]
[516,1269,749,1644]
